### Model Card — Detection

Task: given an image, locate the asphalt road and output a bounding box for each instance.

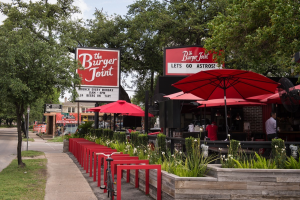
[0,127,18,172]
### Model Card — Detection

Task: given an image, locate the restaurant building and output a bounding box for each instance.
[43,98,96,137]
[155,46,300,142]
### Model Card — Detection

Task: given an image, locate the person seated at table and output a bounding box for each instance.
[206,122,218,141]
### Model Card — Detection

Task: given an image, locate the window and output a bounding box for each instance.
[82,108,91,113]
[68,107,75,113]
[88,116,94,121]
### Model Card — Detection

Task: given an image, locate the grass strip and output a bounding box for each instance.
[22,150,44,158]
[22,138,34,142]
[47,136,64,143]
[0,158,47,200]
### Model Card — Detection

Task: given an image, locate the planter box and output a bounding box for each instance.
[122,164,300,200]
[122,168,217,200]
[207,164,300,199]
[63,139,69,152]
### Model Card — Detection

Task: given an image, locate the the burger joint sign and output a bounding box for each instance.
[75,47,120,102]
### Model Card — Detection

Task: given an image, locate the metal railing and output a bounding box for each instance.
[148,135,300,155]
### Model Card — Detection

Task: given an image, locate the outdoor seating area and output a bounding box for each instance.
[63,69,300,198]
[64,128,300,199]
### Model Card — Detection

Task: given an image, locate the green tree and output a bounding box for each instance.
[122,0,227,104]
[159,0,227,46]
[205,0,300,76]
[0,100,16,126]
[0,0,81,166]
[85,0,227,105]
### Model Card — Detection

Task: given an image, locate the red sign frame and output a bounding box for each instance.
[164,46,223,76]
[76,48,120,87]
[56,113,81,124]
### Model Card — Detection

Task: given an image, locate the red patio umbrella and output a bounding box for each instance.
[164,91,204,100]
[247,85,300,104]
[198,101,266,108]
[197,98,247,104]
[123,112,154,117]
[86,106,104,112]
[246,93,275,102]
[88,100,145,114]
[173,69,279,135]
[260,84,300,103]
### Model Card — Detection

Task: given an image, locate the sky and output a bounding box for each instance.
[0,0,136,21]
[77,0,136,18]
[0,0,138,102]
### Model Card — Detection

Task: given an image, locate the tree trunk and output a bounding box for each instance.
[21,120,26,137]
[16,103,25,167]
[150,70,154,105]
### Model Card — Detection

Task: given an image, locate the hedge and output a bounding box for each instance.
[185,136,194,155]
[114,132,120,141]
[95,129,103,138]
[138,134,148,148]
[131,131,140,147]
[119,132,127,143]
[157,133,166,154]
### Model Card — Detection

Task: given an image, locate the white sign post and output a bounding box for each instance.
[75,86,119,102]
[27,106,30,151]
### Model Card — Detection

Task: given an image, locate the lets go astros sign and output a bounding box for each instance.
[75,48,120,102]
[164,46,223,76]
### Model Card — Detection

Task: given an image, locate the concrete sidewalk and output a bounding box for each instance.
[45,153,97,200]
[26,132,154,200]
[26,132,97,200]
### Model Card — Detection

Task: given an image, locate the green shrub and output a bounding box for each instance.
[90,128,95,137]
[230,139,240,157]
[232,153,277,169]
[114,132,120,141]
[77,121,93,138]
[157,133,166,155]
[285,156,300,169]
[271,138,286,169]
[103,129,109,138]
[185,136,194,155]
[138,134,148,148]
[271,138,285,152]
[131,131,139,147]
[95,129,102,138]
[119,132,127,144]
[108,129,114,140]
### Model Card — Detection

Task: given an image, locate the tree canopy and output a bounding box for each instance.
[0,0,81,166]
[204,0,300,76]
[85,0,227,104]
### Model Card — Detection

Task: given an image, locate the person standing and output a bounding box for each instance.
[265,112,278,141]
[206,122,218,141]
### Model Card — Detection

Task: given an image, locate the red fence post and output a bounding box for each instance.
[116,165,161,200]
[102,156,138,192]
